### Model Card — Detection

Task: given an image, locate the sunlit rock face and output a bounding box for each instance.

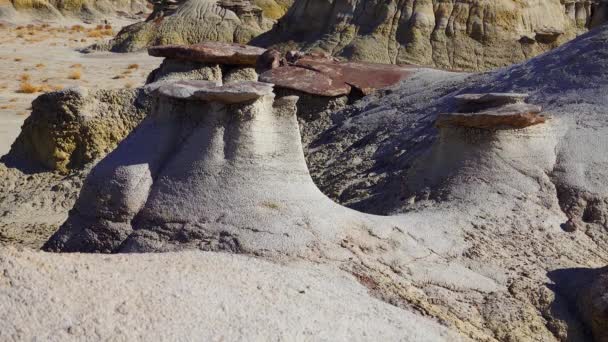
[254,0,608,71]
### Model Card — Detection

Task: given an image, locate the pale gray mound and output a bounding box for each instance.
[0,247,457,341]
[253,0,608,71]
[0,0,149,22]
[93,0,274,53]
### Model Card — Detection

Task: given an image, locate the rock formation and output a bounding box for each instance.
[299,23,608,340]
[93,0,274,52]
[3,87,150,173]
[0,0,149,21]
[253,0,608,71]
[43,80,419,257]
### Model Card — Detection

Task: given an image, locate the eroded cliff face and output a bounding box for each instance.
[0,0,149,21]
[254,0,607,70]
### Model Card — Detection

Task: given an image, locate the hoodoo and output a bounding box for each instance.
[43,80,419,256]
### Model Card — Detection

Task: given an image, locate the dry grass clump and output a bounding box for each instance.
[70,24,85,32]
[18,81,40,93]
[35,63,45,68]
[18,82,62,94]
[127,64,139,70]
[20,73,31,81]
[14,58,22,62]
[70,63,82,68]
[68,69,82,80]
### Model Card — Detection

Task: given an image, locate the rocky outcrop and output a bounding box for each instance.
[3,87,150,173]
[436,93,548,129]
[148,42,266,65]
[94,0,274,52]
[296,23,608,341]
[253,0,608,71]
[43,80,416,255]
[0,0,148,21]
[577,269,608,342]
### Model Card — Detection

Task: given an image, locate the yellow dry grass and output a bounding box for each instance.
[17,81,62,93]
[68,69,82,80]
[18,81,40,93]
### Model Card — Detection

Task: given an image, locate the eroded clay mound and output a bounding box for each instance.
[95,0,274,52]
[2,87,150,173]
[253,0,608,71]
[0,0,149,21]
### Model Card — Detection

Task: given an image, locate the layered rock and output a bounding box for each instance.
[253,0,608,71]
[0,0,148,21]
[44,80,415,255]
[94,0,274,52]
[3,87,150,173]
[436,93,548,129]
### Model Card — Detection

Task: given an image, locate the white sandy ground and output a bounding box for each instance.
[0,247,460,341]
[0,20,161,156]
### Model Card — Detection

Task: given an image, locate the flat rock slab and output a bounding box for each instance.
[437,103,547,129]
[295,58,414,95]
[259,66,351,97]
[149,43,267,66]
[157,80,274,103]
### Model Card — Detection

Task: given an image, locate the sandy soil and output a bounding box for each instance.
[0,20,161,156]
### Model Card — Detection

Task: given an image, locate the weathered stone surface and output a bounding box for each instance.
[0,0,148,21]
[454,93,529,106]
[149,42,267,66]
[577,268,608,342]
[156,79,273,103]
[253,0,608,71]
[295,57,413,95]
[3,87,150,173]
[90,0,274,53]
[145,59,223,84]
[0,247,458,341]
[436,103,547,129]
[259,66,351,97]
[255,48,283,72]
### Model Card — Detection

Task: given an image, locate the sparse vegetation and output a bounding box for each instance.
[20,73,30,82]
[17,82,62,94]
[261,201,280,210]
[68,69,82,80]
[18,81,40,93]
[127,64,139,70]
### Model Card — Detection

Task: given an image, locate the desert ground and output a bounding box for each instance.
[0,20,160,155]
